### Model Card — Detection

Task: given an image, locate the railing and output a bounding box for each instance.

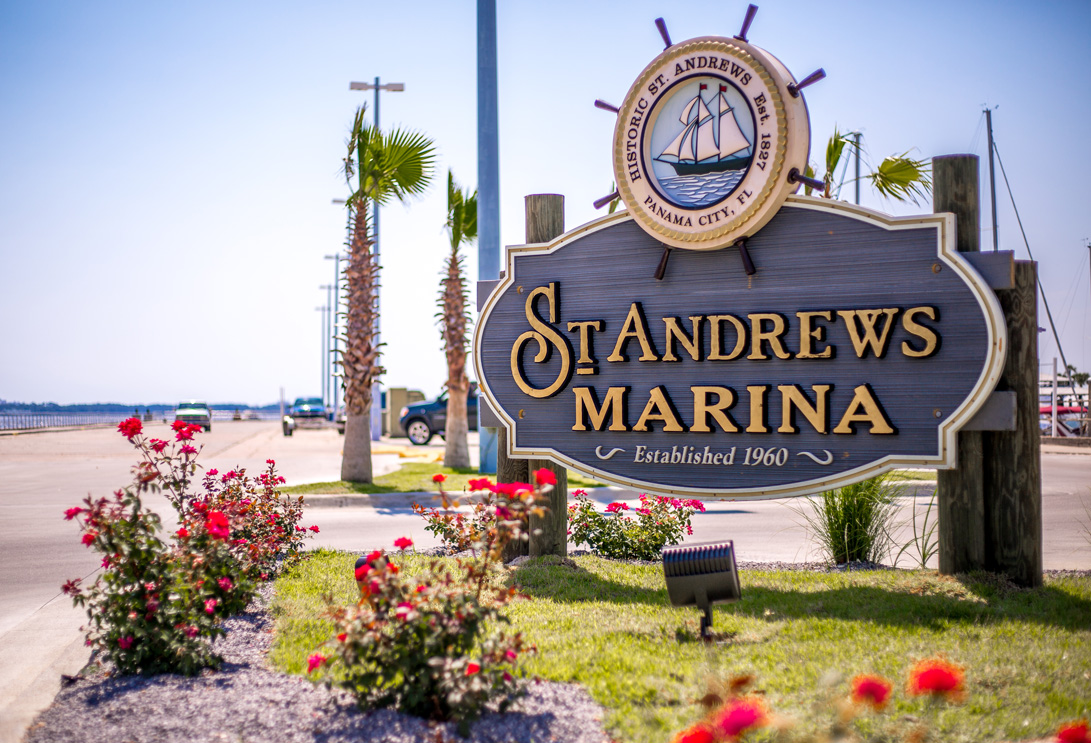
[0,410,283,431]
[0,412,131,431]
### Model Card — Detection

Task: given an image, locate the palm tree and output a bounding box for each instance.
[438,170,477,469]
[805,127,932,204]
[339,105,436,482]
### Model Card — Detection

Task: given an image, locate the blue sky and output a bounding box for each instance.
[1,0,1088,405]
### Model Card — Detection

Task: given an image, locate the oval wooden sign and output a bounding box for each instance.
[474,196,1006,499]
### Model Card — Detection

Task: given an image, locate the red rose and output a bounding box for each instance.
[63,507,82,521]
[851,674,892,711]
[465,662,481,676]
[393,536,413,551]
[907,658,964,702]
[432,473,447,484]
[713,697,768,739]
[468,477,493,491]
[307,653,327,674]
[206,511,230,540]
[533,468,556,486]
[1057,720,1091,743]
[117,418,142,440]
[670,725,715,743]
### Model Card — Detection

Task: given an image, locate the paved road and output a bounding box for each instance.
[0,422,1087,742]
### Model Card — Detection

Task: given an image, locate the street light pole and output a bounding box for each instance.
[315,305,328,407]
[349,78,404,441]
[325,249,348,419]
[320,284,334,415]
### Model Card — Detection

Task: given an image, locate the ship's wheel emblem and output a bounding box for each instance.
[606,29,815,252]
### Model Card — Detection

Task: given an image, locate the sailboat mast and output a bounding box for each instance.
[985,107,999,253]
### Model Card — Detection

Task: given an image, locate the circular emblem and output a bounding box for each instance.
[613,37,810,250]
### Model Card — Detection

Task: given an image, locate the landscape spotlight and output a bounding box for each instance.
[662,540,741,641]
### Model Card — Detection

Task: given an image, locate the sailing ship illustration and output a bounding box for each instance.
[655,83,752,176]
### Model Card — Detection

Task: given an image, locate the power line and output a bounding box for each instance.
[992,138,1070,374]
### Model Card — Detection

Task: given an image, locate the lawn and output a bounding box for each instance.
[271,550,1091,743]
[280,462,604,495]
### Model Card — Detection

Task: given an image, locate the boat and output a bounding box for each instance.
[655,83,753,176]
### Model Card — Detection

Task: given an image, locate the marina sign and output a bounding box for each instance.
[474,198,1007,498]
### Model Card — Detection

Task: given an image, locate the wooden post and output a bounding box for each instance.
[524,194,568,558]
[497,427,529,560]
[983,261,1043,587]
[934,155,987,575]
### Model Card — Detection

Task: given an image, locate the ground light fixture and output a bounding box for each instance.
[662,540,741,641]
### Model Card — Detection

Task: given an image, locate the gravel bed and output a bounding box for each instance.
[24,585,609,743]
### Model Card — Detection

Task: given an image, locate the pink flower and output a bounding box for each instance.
[183,625,199,638]
[572,489,588,497]
[713,697,768,740]
[309,525,320,533]
[117,418,142,440]
[171,420,186,432]
[206,511,230,540]
[491,482,532,497]
[207,468,218,476]
[180,444,197,455]
[64,507,83,520]
[204,598,219,614]
[175,424,197,441]
[150,439,168,453]
[354,565,370,581]
[505,649,518,661]
[266,459,275,465]
[307,653,327,674]
[907,658,964,701]
[217,577,233,591]
[81,532,96,546]
[176,527,189,539]
[432,473,447,484]
[605,502,629,513]
[468,477,493,491]
[851,674,892,711]
[465,662,481,676]
[101,556,111,568]
[1057,720,1091,743]
[61,579,81,596]
[395,602,413,620]
[118,636,134,649]
[533,468,556,486]
[393,536,413,551]
[337,633,347,643]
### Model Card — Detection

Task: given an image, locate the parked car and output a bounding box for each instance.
[290,397,326,419]
[175,401,212,432]
[399,386,478,445]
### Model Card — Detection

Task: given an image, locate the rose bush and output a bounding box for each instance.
[313,473,550,724]
[62,418,313,675]
[567,490,705,560]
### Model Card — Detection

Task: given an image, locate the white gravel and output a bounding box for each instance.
[23,585,610,743]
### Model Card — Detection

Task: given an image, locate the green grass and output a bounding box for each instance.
[281,463,603,495]
[271,551,1091,742]
[891,469,938,481]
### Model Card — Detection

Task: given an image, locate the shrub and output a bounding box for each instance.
[793,474,901,564]
[567,490,705,561]
[62,417,311,675]
[312,474,549,724]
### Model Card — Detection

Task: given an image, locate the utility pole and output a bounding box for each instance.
[315,305,328,405]
[853,131,861,205]
[477,0,501,472]
[985,107,999,252]
[320,284,334,413]
[349,78,404,440]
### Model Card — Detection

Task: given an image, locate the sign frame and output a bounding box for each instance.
[473,195,1007,500]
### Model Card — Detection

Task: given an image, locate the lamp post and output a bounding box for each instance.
[315,305,328,407]
[324,247,348,420]
[350,78,404,441]
[320,284,334,415]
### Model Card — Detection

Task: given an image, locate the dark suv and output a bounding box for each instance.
[289,397,326,419]
[398,386,478,445]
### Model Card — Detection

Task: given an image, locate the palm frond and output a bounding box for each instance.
[867,152,932,204]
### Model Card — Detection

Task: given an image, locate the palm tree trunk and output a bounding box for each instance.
[341,202,380,482]
[441,249,470,468]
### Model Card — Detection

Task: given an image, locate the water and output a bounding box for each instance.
[656,169,745,208]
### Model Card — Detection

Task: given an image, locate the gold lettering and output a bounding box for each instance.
[746,385,769,433]
[572,387,628,431]
[691,386,739,432]
[633,386,684,432]
[838,308,900,358]
[662,316,703,361]
[778,384,831,433]
[747,313,793,360]
[509,283,572,398]
[833,384,895,434]
[607,302,659,362]
[901,306,939,358]
[708,315,746,360]
[796,311,834,359]
[567,320,604,364]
